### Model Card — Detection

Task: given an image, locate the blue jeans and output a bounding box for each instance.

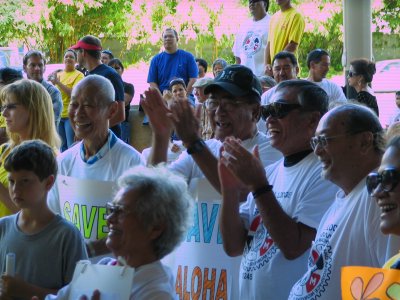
[120,121,131,144]
[58,118,75,152]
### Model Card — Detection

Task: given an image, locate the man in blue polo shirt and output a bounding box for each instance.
[70,35,125,138]
[147,28,198,95]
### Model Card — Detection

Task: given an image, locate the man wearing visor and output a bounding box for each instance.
[218,79,338,299]
[70,35,125,138]
[289,103,400,299]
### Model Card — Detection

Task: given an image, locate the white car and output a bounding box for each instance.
[373,59,400,93]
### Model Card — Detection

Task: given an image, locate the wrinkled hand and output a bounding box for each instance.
[169,100,200,145]
[142,88,173,136]
[220,137,268,191]
[79,289,100,300]
[218,146,250,201]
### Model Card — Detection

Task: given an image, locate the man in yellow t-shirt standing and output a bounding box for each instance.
[264,0,305,76]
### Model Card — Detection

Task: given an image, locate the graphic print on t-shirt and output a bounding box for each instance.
[289,225,336,299]
[241,213,278,280]
[242,31,262,58]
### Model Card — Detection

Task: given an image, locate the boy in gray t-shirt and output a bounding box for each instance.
[0,140,87,299]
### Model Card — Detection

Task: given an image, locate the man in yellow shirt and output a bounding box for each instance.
[264,0,305,75]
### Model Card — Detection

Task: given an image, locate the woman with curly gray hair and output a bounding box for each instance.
[44,165,193,300]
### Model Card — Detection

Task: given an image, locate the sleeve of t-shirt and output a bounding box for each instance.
[232,26,242,57]
[187,52,199,79]
[332,83,347,102]
[61,222,88,284]
[288,13,305,44]
[147,56,158,84]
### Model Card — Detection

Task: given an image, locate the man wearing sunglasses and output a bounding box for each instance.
[142,64,281,192]
[218,79,338,299]
[289,103,400,299]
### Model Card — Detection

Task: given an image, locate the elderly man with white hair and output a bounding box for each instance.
[48,75,144,257]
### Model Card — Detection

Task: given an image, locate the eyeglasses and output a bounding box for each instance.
[310,133,359,150]
[348,71,358,77]
[105,202,135,218]
[366,168,400,195]
[0,103,21,113]
[205,98,247,111]
[260,102,301,120]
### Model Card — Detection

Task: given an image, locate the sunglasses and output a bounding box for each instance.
[366,167,400,195]
[348,71,358,77]
[261,102,301,121]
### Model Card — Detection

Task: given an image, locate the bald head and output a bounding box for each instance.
[72,75,115,107]
[314,103,384,193]
[323,103,384,154]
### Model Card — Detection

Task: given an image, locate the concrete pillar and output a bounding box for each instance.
[342,0,373,97]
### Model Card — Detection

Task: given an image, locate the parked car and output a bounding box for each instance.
[373,59,400,93]
[330,59,400,94]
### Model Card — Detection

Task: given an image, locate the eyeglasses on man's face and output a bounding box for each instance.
[366,168,400,195]
[205,98,247,112]
[260,102,301,121]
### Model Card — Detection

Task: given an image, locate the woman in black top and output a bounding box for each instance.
[348,58,379,116]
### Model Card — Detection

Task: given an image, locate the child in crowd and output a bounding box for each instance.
[0,140,87,299]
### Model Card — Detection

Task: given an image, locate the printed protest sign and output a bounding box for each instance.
[341,266,400,299]
[163,178,241,300]
[58,175,116,241]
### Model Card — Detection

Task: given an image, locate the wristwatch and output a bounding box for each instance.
[186,139,206,155]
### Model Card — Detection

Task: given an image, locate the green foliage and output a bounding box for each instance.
[0,0,397,72]
[373,0,400,33]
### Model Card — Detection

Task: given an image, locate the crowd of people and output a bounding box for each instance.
[0,0,399,299]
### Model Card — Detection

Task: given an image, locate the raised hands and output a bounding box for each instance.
[220,137,269,191]
[141,88,173,137]
[169,99,200,145]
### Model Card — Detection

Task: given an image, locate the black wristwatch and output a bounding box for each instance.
[186,139,206,155]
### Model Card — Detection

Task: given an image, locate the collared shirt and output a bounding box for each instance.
[80,130,118,164]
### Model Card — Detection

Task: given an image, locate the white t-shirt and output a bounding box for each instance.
[48,137,144,214]
[238,153,338,300]
[232,15,271,76]
[45,259,175,300]
[310,79,347,104]
[289,179,400,300]
[169,131,282,183]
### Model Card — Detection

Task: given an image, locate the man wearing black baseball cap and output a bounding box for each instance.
[70,35,125,137]
[142,64,281,191]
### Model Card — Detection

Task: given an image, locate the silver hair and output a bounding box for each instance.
[73,74,115,106]
[117,165,193,259]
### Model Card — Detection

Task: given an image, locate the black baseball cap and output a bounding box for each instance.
[204,65,262,100]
